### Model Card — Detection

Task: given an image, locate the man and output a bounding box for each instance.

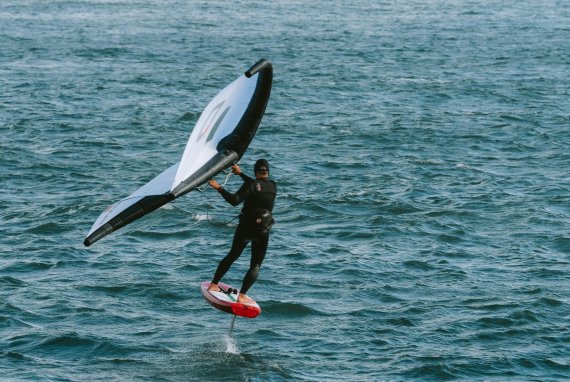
[207,159,277,303]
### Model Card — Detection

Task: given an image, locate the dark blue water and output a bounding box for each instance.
[1,1,569,381]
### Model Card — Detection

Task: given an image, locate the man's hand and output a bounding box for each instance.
[209,179,221,190]
[231,164,241,175]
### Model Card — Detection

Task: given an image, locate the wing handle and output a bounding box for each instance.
[245,59,271,78]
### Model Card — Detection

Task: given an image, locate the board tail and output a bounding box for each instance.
[231,304,261,318]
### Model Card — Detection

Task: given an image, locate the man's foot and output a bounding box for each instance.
[207,283,222,292]
[238,293,254,304]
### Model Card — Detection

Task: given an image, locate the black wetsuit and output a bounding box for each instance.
[212,172,277,294]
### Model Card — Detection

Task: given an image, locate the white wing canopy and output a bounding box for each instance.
[84,59,273,246]
[85,163,179,241]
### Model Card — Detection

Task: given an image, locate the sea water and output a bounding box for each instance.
[1,0,569,381]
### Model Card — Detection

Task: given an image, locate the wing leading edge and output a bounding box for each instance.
[84,59,272,246]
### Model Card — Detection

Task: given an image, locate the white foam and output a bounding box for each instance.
[223,334,239,354]
[194,214,209,221]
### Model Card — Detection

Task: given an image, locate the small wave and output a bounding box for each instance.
[179,111,199,122]
[500,114,525,122]
[465,300,519,312]
[0,276,27,286]
[95,357,147,365]
[537,297,563,307]
[414,158,445,165]
[91,340,145,358]
[263,300,323,317]
[25,222,62,234]
[1,351,36,362]
[155,291,185,300]
[404,362,456,381]
[77,285,130,294]
[403,260,435,271]
[510,309,540,323]
[0,315,34,328]
[253,328,282,337]
[476,316,515,328]
[129,229,190,240]
[74,306,106,314]
[37,332,98,352]
[528,267,566,277]
[519,287,543,295]
[35,332,146,360]
[76,47,130,59]
[387,317,415,327]
[385,202,422,215]
[477,309,540,328]
[542,358,570,372]
[1,261,55,273]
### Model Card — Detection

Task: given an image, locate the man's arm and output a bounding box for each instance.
[238,172,253,182]
[231,163,253,182]
[208,166,252,206]
[216,181,251,206]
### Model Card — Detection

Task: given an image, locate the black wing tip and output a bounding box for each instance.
[84,235,97,247]
[245,59,272,78]
[84,226,108,247]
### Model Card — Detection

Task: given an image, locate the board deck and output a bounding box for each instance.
[200,281,261,318]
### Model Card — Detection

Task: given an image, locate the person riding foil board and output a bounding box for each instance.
[207,159,277,304]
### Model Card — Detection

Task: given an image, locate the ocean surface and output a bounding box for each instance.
[1,0,569,381]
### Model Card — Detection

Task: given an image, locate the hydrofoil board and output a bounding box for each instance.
[200,281,261,318]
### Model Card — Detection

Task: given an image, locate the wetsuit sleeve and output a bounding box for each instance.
[217,181,252,206]
[238,172,253,182]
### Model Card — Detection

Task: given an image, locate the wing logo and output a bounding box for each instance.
[197,101,230,143]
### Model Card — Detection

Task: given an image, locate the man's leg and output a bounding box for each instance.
[210,227,249,290]
[239,231,269,298]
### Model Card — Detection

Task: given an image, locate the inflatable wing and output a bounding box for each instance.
[84,59,273,246]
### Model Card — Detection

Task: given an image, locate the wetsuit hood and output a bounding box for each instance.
[254,159,269,173]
